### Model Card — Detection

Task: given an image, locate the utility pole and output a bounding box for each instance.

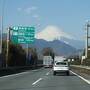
[85,21,90,58]
[0,0,4,54]
[0,15,3,54]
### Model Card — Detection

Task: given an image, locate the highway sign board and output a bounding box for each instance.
[11,26,35,44]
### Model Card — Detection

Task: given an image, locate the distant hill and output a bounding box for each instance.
[1,33,79,56]
[36,25,84,49]
[60,37,84,49]
[24,39,77,56]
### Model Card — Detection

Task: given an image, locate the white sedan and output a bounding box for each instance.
[53,61,70,75]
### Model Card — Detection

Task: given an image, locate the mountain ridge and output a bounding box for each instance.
[0,33,82,56]
[26,39,77,56]
[36,25,84,49]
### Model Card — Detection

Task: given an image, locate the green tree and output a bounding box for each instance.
[8,43,26,66]
[2,40,26,67]
[28,47,38,66]
[42,47,55,60]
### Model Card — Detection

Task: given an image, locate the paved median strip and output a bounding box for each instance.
[32,78,43,85]
[70,71,90,85]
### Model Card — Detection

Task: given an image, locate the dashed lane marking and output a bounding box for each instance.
[32,78,43,85]
[46,72,50,75]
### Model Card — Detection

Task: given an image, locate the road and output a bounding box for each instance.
[0,68,90,90]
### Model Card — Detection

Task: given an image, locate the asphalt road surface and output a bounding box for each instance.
[0,68,90,90]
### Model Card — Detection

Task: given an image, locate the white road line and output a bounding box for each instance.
[70,70,90,85]
[0,71,30,79]
[32,70,38,72]
[32,78,42,85]
[0,69,41,79]
[46,69,52,76]
[46,72,50,75]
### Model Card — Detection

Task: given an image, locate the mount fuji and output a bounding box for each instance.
[36,26,84,49]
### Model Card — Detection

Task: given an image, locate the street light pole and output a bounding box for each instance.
[0,16,3,54]
[0,0,4,54]
[85,21,90,58]
[85,24,88,58]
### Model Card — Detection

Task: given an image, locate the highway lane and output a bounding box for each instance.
[0,68,90,90]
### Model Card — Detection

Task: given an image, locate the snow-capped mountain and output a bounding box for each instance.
[36,25,74,42]
[36,25,84,49]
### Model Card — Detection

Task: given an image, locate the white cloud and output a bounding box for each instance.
[30,6,37,10]
[17,8,22,11]
[25,8,32,14]
[36,25,75,41]
[25,6,37,14]
[33,14,39,18]
[17,6,38,14]
[32,14,41,21]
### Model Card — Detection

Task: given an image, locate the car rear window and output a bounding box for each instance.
[56,62,67,65]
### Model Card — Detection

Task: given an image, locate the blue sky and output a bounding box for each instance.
[0,0,90,40]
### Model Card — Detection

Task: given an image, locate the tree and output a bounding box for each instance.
[2,40,26,67]
[2,40,7,67]
[28,47,38,66]
[42,47,55,60]
[8,43,26,66]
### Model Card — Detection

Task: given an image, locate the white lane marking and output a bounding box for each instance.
[46,72,50,75]
[46,69,52,76]
[0,69,42,79]
[33,70,38,72]
[32,78,42,85]
[70,71,90,84]
[0,71,30,79]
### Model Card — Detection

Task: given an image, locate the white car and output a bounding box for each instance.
[53,61,70,75]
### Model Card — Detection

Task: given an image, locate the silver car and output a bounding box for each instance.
[53,61,70,75]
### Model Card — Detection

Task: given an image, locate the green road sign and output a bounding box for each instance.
[11,26,35,44]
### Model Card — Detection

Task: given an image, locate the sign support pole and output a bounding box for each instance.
[6,27,10,68]
[26,44,29,65]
